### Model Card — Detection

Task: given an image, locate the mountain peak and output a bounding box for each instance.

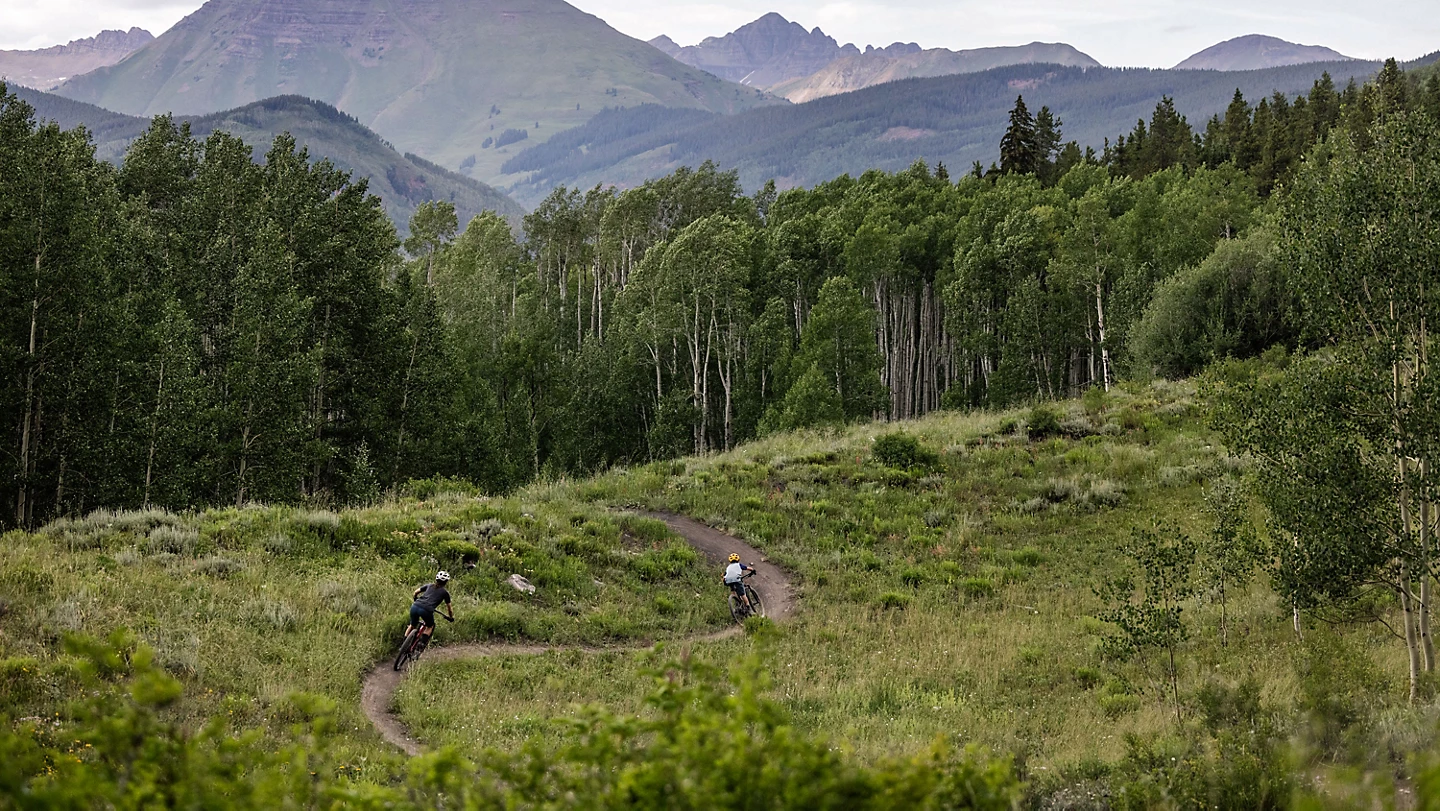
[0,27,153,91]
[655,12,857,86]
[1174,34,1353,71]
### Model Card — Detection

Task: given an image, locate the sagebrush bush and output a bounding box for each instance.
[253,600,299,632]
[144,525,198,556]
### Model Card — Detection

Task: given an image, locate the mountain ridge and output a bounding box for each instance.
[9,83,524,231]
[0,28,152,91]
[1174,34,1353,70]
[652,13,1099,102]
[52,0,779,184]
[771,42,1100,103]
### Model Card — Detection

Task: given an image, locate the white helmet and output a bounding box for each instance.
[436,571,451,583]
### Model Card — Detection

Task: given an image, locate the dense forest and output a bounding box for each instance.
[2,61,1439,529]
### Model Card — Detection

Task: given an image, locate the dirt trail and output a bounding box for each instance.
[359,511,796,755]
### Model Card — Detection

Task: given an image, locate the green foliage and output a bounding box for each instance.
[1025,406,1064,440]
[1096,522,1196,717]
[873,432,941,471]
[0,633,1021,809]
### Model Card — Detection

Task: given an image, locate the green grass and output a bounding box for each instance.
[398,380,1415,772]
[0,495,729,764]
[3,379,1428,799]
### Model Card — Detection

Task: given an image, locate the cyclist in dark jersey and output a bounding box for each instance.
[408,571,454,649]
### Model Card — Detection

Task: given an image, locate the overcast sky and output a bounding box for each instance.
[2,0,1437,68]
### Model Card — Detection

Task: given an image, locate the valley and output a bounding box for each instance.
[2,1,1440,806]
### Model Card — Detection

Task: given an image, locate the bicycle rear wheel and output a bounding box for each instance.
[728,593,744,623]
[745,585,765,618]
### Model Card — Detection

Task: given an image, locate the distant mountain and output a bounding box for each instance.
[771,42,1101,103]
[0,28,152,91]
[52,0,779,184]
[650,12,860,87]
[501,57,1397,203]
[652,14,1099,103]
[9,84,524,232]
[1174,35,1353,71]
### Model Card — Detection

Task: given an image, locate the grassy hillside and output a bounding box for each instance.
[1,379,1433,801]
[11,86,524,231]
[51,0,780,184]
[499,56,1412,199]
[394,380,1436,797]
[0,492,727,764]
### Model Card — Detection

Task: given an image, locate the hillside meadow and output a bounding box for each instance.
[4,379,1435,805]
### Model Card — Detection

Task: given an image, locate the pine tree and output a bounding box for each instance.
[999,96,1041,176]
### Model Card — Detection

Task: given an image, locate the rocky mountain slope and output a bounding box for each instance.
[0,28,152,91]
[52,0,778,183]
[649,12,859,87]
[771,42,1100,103]
[653,14,1098,103]
[1174,34,1352,70]
[11,84,523,231]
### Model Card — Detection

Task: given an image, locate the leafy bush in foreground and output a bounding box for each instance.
[0,632,1021,810]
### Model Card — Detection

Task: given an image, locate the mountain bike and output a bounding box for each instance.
[393,613,453,672]
[727,570,764,622]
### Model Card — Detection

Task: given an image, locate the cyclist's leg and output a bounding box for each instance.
[417,607,436,648]
[729,581,749,608]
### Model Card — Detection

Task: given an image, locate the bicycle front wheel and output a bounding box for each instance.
[394,628,419,671]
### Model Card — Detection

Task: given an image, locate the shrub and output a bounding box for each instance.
[1026,405,1064,440]
[261,532,293,555]
[873,432,941,470]
[876,592,911,610]
[144,525,198,556]
[900,567,926,588]
[1118,407,1147,431]
[1100,694,1141,718]
[434,539,482,567]
[253,600,299,632]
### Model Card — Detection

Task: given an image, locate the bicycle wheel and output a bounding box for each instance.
[728,593,744,623]
[394,628,419,671]
[745,585,765,618]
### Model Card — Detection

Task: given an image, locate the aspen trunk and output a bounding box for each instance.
[144,361,166,509]
[16,280,40,526]
[1095,278,1112,391]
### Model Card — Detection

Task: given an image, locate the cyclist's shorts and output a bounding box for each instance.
[727,581,747,598]
[409,603,436,627]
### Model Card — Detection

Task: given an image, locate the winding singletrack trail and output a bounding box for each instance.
[360,512,796,755]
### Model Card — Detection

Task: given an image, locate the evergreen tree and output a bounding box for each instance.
[999,96,1041,176]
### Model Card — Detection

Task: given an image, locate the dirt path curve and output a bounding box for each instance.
[360,512,796,756]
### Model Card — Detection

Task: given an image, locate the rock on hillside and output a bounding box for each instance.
[52,0,779,183]
[11,85,524,234]
[650,12,860,87]
[1174,34,1353,71]
[0,28,152,91]
[771,42,1101,103]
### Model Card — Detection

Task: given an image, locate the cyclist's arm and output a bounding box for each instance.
[413,585,425,600]
[443,593,454,619]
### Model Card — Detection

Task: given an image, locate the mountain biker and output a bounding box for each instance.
[723,553,755,610]
[408,571,455,649]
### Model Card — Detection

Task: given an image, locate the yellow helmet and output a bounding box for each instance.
[728,553,741,563]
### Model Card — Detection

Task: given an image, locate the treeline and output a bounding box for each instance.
[0,91,485,528]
